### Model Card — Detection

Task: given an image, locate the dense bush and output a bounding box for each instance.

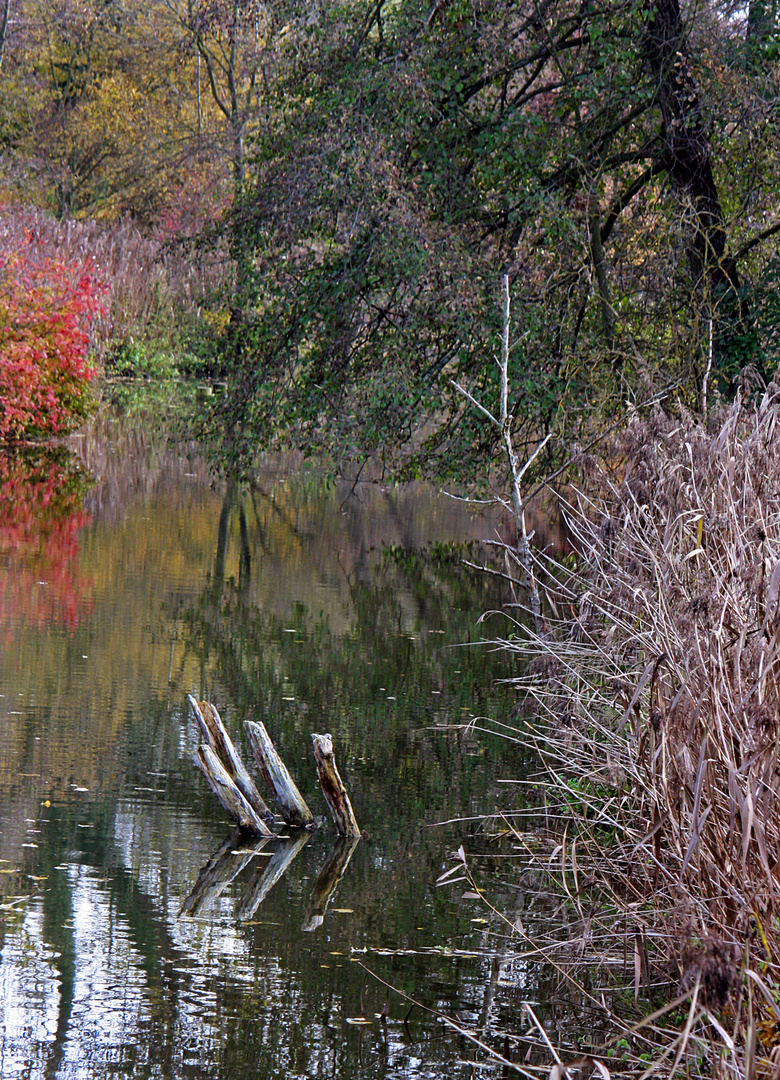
[0,247,103,440]
[0,209,225,360]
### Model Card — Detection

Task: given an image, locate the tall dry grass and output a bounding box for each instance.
[0,207,228,356]
[479,386,780,1077]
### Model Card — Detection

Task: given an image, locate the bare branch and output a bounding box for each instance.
[449,379,499,428]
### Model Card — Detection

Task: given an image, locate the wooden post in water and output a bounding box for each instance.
[245,720,316,828]
[188,695,271,819]
[311,733,360,837]
[188,695,273,834]
[194,745,273,836]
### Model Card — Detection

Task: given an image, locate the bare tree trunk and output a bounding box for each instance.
[188,696,274,833]
[194,745,273,834]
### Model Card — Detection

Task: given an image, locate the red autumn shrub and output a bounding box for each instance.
[0,249,104,441]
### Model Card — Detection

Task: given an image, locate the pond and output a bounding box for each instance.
[0,421,560,1079]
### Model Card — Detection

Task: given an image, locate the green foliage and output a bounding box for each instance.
[747,255,780,371]
[189,0,780,481]
[107,337,177,380]
[5,0,778,480]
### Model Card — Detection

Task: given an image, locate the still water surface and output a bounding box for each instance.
[0,425,540,1079]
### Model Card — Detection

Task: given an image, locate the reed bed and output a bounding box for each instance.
[0,207,227,354]
[480,387,780,1077]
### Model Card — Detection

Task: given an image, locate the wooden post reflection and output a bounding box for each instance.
[179,828,270,916]
[302,834,360,931]
[238,830,311,920]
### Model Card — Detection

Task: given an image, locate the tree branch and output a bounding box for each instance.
[449,380,498,428]
[731,218,780,265]
[452,276,548,632]
[601,158,666,245]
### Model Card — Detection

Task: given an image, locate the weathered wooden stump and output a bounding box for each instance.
[182,703,364,925]
[311,733,361,837]
[186,700,361,856]
[194,744,273,835]
[245,720,316,828]
[188,695,273,835]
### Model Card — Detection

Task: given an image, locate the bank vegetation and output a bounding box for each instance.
[475,388,780,1077]
[2,1,780,478]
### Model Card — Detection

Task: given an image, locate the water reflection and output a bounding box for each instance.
[0,423,547,1079]
[0,446,93,635]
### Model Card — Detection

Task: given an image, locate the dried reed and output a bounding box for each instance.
[0,207,227,355]
[480,386,780,1077]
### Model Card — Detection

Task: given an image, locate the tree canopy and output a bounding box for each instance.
[201,0,780,481]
